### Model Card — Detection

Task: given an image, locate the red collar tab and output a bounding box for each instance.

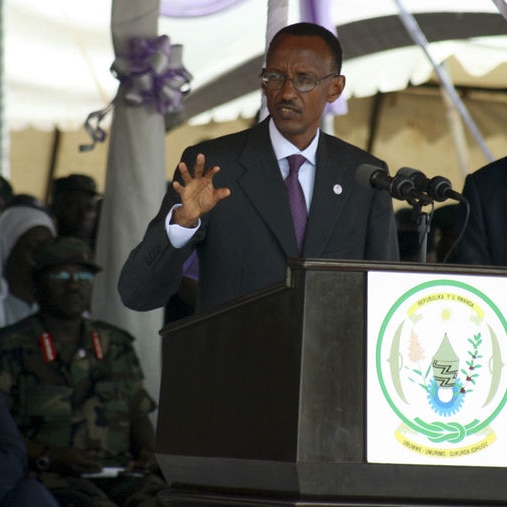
[39,332,57,362]
[39,331,104,361]
[92,331,103,360]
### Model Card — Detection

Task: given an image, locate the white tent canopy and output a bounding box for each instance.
[5,0,507,130]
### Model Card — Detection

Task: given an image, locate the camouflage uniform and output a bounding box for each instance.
[0,313,166,506]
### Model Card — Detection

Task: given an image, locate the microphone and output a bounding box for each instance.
[397,167,467,203]
[356,164,432,205]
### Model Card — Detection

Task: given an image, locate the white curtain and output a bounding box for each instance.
[91,0,166,415]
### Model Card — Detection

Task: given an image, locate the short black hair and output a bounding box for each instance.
[268,22,343,74]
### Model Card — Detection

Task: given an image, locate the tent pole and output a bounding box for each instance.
[44,127,61,205]
[439,64,470,180]
[301,0,347,133]
[394,0,495,165]
[0,0,8,178]
[492,0,507,21]
[258,0,289,121]
[366,92,384,154]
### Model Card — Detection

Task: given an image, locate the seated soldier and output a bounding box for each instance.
[0,237,166,507]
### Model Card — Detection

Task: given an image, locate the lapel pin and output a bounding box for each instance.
[333,184,343,195]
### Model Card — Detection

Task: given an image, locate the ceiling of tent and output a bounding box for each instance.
[5,0,507,130]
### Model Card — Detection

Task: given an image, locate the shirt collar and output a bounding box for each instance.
[269,118,319,165]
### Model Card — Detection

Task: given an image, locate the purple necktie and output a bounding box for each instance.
[285,154,308,254]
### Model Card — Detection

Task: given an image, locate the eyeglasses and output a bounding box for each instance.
[47,271,95,283]
[260,71,338,93]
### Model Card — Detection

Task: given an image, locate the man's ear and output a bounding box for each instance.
[328,75,346,103]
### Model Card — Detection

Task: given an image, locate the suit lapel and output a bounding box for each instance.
[236,121,299,257]
[235,123,356,259]
[303,134,351,258]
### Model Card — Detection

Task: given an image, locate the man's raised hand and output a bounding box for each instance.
[172,153,231,228]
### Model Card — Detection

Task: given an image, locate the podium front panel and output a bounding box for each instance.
[155,259,507,504]
[156,283,304,462]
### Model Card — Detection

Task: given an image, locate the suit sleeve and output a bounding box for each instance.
[456,174,491,265]
[118,163,199,312]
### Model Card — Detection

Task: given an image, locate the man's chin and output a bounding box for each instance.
[51,306,88,320]
[273,119,307,142]
[272,116,300,133]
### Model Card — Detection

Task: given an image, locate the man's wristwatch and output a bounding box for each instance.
[36,449,51,471]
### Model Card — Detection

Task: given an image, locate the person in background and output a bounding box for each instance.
[0,205,57,327]
[395,207,436,262]
[118,22,399,315]
[0,394,59,507]
[0,175,15,212]
[9,193,48,211]
[456,156,507,266]
[49,174,101,250]
[430,204,459,263]
[0,237,166,506]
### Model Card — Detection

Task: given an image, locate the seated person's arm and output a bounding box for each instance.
[25,439,102,476]
[129,414,158,472]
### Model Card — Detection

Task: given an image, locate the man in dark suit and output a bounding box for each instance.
[457,155,507,266]
[118,22,399,313]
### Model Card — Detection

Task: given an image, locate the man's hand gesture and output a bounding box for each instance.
[172,153,231,228]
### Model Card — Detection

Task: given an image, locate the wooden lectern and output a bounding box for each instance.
[155,259,507,506]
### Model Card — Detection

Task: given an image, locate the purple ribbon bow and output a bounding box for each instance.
[111,34,193,115]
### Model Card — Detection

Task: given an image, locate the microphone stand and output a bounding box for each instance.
[407,195,433,263]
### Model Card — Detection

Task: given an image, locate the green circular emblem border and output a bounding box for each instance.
[376,278,507,439]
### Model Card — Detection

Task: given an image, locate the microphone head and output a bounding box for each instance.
[428,176,452,202]
[397,167,420,177]
[356,163,387,188]
[397,167,428,189]
[356,163,378,186]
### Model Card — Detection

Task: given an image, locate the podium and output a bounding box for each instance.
[155,259,507,506]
